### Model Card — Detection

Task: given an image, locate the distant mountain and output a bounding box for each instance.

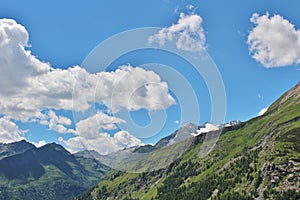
[155,123,198,148]
[0,141,110,200]
[0,139,35,160]
[74,150,111,177]
[135,121,241,152]
[132,123,198,154]
[79,82,300,200]
[97,121,239,172]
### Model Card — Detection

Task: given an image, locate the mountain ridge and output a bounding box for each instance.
[0,140,109,200]
[78,81,300,200]
[0,139,36,160]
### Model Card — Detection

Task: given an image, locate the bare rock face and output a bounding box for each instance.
[279,81,300,108]
[155,123,198,148]
[262,160,300,193]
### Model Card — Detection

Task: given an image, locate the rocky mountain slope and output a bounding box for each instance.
[78,82,300,200]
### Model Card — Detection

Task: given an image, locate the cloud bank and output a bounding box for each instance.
[0,18,174,154]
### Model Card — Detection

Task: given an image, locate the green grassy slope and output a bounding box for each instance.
[0,143,109,200]
[78,82,300,200]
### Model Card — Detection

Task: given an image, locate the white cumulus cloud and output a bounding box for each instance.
[59,130,142,155]
[0,117,25,143]
[75,112,125,139]
[148,12,206,52]
[247,13,300,67]
[103,66,175,113]
[39,110,75,134]
[0,18,175,122]
[0,18,50,93]
[61,111,142,154]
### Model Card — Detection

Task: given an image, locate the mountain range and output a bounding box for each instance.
[0,82,299,199]
[0,141,109,200]
[77,82,300,199]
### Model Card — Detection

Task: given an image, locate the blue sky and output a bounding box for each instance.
[0,0,299,154]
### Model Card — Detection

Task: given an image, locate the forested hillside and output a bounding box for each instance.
[78,82,300,200]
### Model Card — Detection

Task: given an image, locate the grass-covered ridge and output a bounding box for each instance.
[78,82,300,200]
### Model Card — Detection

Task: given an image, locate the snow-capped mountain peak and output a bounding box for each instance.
[191,123,219,136]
